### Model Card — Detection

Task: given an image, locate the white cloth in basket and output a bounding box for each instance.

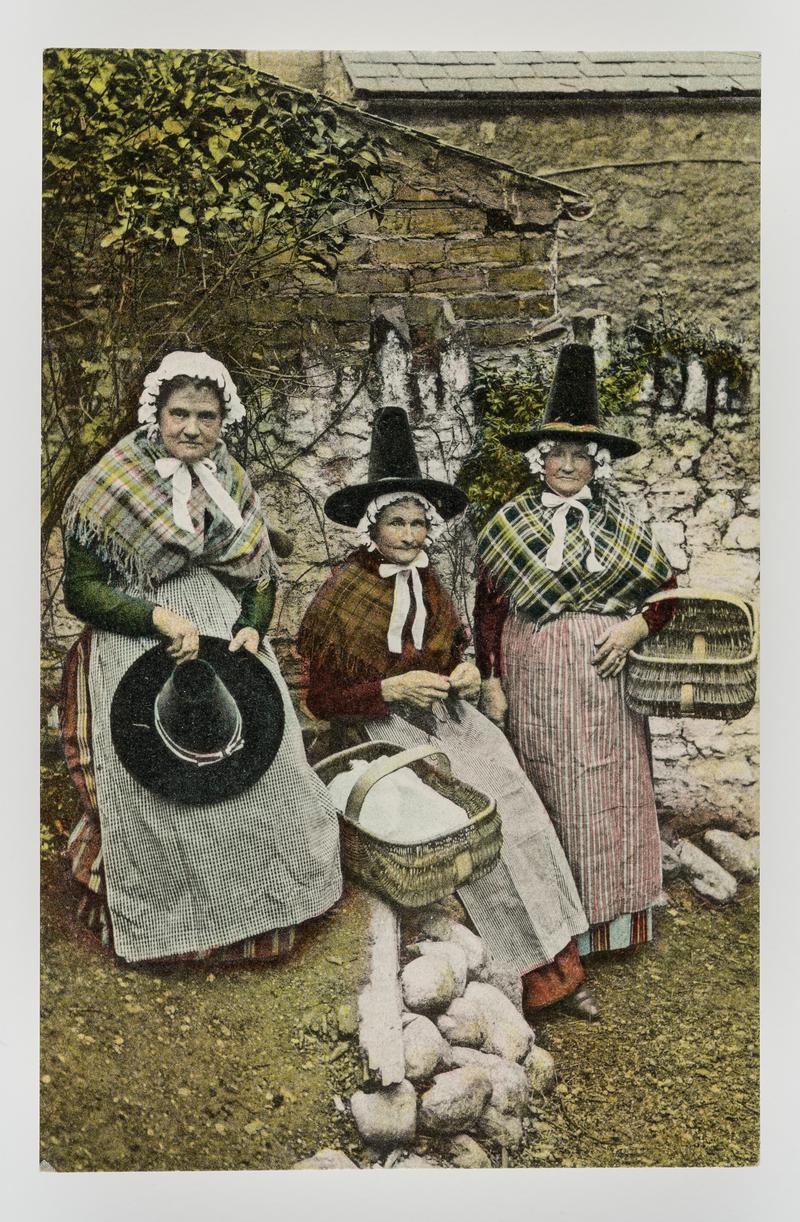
[326,756,468,845]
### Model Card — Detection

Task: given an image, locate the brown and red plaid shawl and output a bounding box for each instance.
[297,547,466,681]
[62,429,275,593]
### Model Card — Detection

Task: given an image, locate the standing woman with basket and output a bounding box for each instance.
[59,350,342,964]
[475,344,677,990]
[297,405,593,1020]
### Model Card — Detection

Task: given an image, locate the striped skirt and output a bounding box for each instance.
[502,611,662,932]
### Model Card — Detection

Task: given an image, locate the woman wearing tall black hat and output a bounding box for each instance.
[475,344,677,1003]
[59,351,342,964]
[297,405,593,1021]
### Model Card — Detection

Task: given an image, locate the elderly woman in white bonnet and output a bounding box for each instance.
[59,350,342,965]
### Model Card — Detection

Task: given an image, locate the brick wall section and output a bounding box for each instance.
[243,154,564,363]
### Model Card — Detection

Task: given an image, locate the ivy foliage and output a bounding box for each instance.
[457,308,752,531]
[42,48,388,554]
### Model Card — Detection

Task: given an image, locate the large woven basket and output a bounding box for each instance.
[626,589,759,721]
[314,740,502,909]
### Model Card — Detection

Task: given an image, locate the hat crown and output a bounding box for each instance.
[367,405,423,482]
[542,344,601,429]
[155,659,240,757]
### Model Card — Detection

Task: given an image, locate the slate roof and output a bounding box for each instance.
[340,51,760,97]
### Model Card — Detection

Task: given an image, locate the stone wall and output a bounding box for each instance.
[350,98,761,352]
[604,362,759,836]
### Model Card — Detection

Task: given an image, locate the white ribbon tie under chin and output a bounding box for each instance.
[378,552,429,653]
[155,456,244,535]
[541,487,603,573]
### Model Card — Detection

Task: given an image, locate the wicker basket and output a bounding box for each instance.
[626,589,759,721]
[314,740,502,909]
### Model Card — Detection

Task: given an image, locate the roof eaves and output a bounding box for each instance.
[248,63,593,207]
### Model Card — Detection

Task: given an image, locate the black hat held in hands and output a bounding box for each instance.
[110,636,284,804]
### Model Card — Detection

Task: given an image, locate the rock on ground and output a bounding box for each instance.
[403,1014,453,1082]
[464,982,534,1062]
[350,1081,417,1147]
[437,995,486,1048]
[448,1046,529,1116]
[401,954,461,1014]
[445,1134,492,1169]
[417,913,486,975]
[524,1046,557,1096]
[661,840,685,882]
[418,1066,493,1134]
[386,1153,440,1169]
[409,940,468,995]
[702,830,759,881]
[475,1106,524,1149]
[292,1148,359,1170]
[474,958,523,1011]
[675,839,738,903]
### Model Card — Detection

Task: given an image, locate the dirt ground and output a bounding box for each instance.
[40,747,758,1171]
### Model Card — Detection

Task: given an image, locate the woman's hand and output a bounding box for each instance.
[593,615,649,679]
[229,627,260,655]
[152,605,201,664]
[480,676,508,726]
[449,661,481,702]
[381,670,451,710]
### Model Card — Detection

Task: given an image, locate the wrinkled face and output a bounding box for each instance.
[372,499,429,565]
[158,384,224,462]
[542,442,595,497]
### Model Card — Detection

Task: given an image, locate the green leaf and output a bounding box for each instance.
[208,135,230,163]
[170,226,190,246]
[163,117,185,135]
[178,206,196,225]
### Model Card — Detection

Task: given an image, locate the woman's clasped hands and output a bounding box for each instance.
[381,661,481,709]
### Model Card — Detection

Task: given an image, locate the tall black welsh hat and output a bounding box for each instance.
[324,404,468,527]
[502,343,640,459]
[110,636,284,804]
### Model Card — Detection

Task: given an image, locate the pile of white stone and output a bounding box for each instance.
[661,828,759,903]
[340,900,555,1169]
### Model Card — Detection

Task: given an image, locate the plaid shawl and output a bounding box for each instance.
[62,429,275,593]
[297,547,466,681]
[477,484,672,622]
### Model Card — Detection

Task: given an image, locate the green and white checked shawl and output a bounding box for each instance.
[63,429,275,593]
[477,484,672,622]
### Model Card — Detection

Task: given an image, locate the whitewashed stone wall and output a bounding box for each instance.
[257,309,758,833]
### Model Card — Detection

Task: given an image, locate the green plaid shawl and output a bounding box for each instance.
[477,484,672,622]
[63,429,275,593]
[297,547,465,680]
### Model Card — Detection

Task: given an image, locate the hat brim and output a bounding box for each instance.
[110,636,285,804]
[325,478,468,527]
[501,422,640,459]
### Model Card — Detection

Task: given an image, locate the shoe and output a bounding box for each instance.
[563,984,601,1022]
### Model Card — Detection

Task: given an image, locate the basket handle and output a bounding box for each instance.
[343,745,452,826]
[640,587,756,634]
[632,589,759,666]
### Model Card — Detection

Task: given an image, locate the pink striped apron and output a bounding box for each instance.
[502,611,662,927]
